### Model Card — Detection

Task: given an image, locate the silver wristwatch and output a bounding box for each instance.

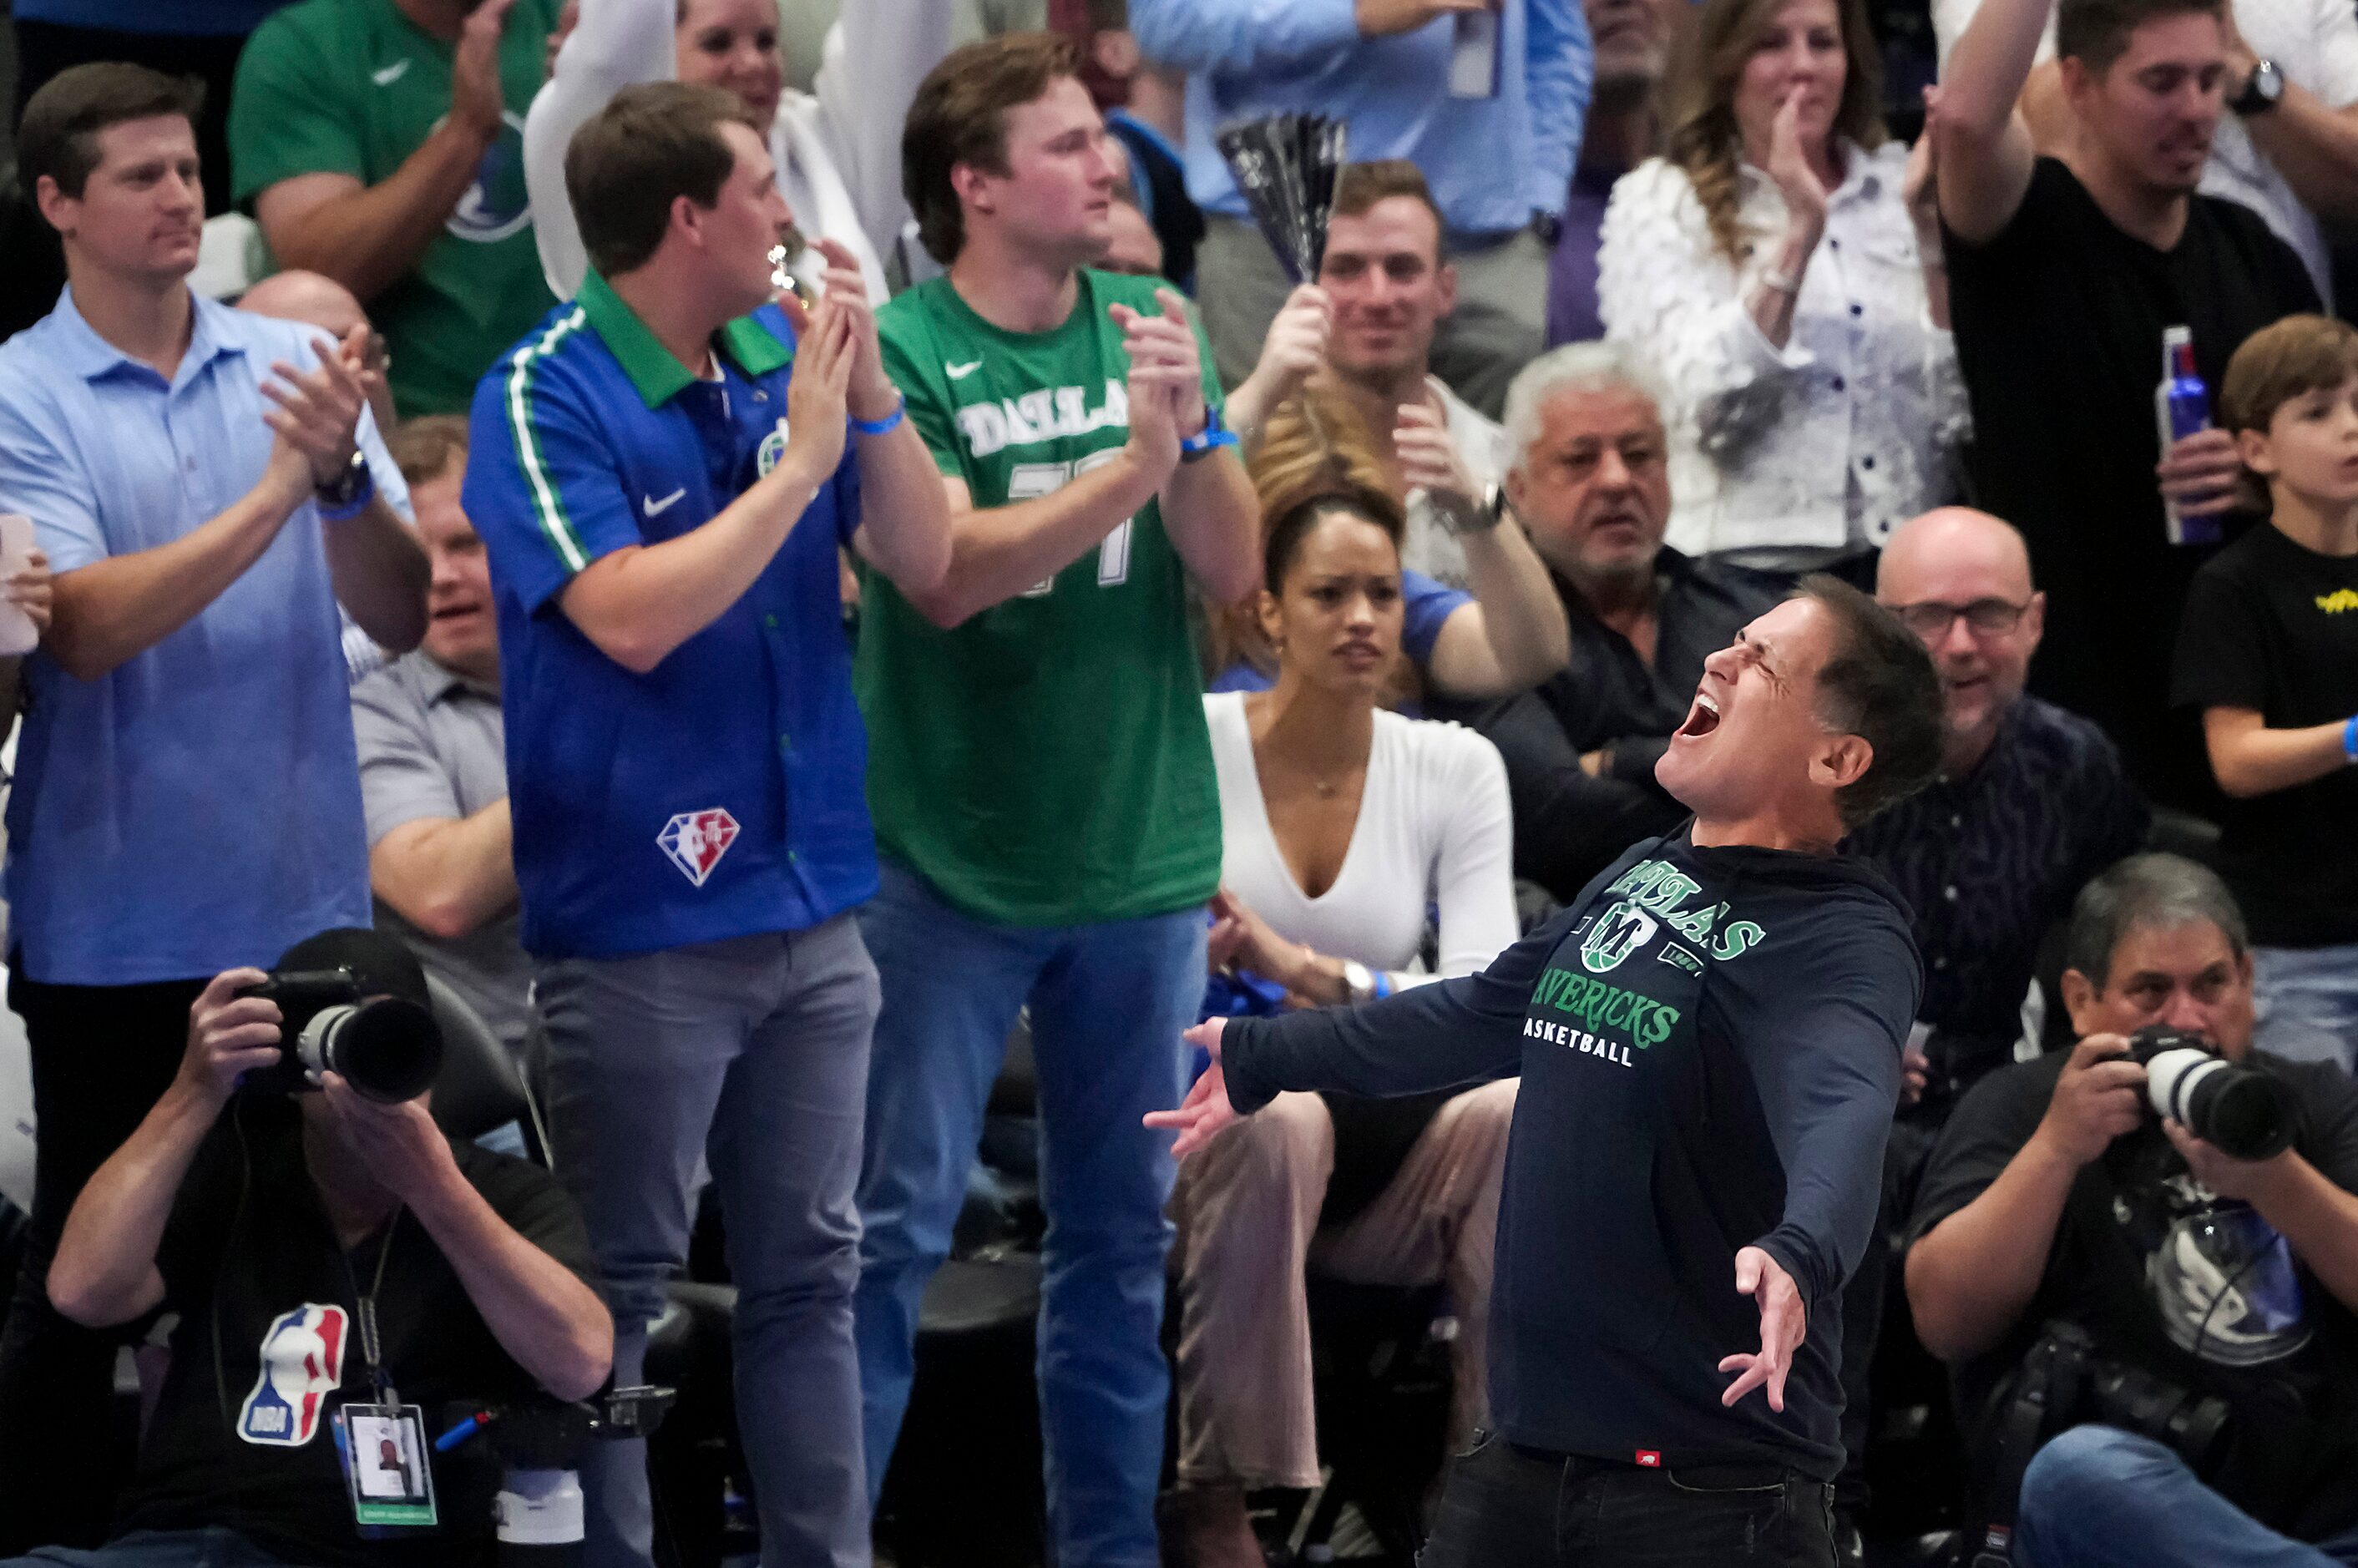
[1341,959,1379,1005]
[1429,482,1509,539]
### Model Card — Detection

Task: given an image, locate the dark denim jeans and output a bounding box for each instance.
[1417,1433,1838,1567]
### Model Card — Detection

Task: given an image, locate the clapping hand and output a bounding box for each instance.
[453,0,519,144]
[787,235,898,424]
[1765,88,1829,236]
[261,326,380,502]
[1112,288,1207,480]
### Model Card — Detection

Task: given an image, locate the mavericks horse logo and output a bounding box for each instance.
[1580,901,1657,974]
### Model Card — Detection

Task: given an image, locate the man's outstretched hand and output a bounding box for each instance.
[1719,1245,1806,1413]
[1143,1018,1241,1159]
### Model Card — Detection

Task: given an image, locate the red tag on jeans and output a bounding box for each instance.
[1634,1450,1662,1468]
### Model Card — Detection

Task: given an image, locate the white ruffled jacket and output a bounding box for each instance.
[1598,142,1971,561]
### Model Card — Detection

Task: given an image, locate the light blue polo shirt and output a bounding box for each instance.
[0,287,408,985]
[463,273,873,962]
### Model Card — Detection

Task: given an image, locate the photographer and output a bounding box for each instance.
[4,928,610,1568]
[1904,854,2358,1566]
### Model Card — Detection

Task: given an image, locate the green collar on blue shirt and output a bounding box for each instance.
[575,270,792,409]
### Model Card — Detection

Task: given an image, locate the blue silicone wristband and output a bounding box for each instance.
[849,396,906,438]
[2345,715,2357,764]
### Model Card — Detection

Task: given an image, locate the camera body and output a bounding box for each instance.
[235,966,444,1105]
[2124,1025,2300,1162]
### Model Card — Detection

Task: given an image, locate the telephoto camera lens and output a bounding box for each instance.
[2130,1026,2299,1161]
[298,996,444,1104]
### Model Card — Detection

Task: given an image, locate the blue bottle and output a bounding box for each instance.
[2156,326,2221,546]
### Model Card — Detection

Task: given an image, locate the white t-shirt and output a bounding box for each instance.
[1204,691,1519,981]
[1930,0,2358,304]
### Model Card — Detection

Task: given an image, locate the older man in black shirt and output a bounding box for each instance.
[1441,342,1780,904]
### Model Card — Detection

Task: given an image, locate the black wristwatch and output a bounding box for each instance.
[315,448,370,509]
[2232,58,2285,116]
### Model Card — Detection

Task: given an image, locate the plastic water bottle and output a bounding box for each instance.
[2157,326,2221,546]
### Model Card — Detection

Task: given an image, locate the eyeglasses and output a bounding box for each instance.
[1891,598,2032,640]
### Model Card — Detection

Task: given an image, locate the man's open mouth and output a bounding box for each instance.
[1676,692,1721,739]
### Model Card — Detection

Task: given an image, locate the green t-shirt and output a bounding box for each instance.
[860,271,1224,928]
[229,0,559,417]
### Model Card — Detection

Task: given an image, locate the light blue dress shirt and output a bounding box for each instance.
[0,287,409,985]
[1129,0,1592,237]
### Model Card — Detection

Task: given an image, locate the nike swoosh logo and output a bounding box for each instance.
[371,59,412,86]
[643,488,686,516]
[946,360,983,380]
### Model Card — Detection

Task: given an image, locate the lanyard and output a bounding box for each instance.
[337,1208,403,1405]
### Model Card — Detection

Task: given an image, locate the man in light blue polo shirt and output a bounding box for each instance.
[1127,0,1593,417]
[462,82,949,1568]
[0,63,425,1552]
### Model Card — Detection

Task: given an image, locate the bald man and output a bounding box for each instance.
[240,270,398,439]
[1857,507,2149,1109]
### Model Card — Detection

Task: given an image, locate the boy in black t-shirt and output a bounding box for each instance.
[2173,314,2358,1074]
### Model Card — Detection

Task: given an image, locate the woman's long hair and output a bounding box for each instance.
[1198,388,1406,686]
[1660,0,1887,264]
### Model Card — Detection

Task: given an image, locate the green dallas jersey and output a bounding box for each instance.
[230,0,559,417]
[858,270,1225,928]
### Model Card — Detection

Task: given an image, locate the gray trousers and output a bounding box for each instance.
[538,916,881,1568]
[1193,214,1550,418]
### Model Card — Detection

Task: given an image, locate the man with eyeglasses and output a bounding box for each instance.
[1834,507,2148,1545]
[1857,507,2151,1116]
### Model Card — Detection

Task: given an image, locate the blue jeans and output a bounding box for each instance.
[853,861,1207,1568]
[2253,945,2358,1074]
[539,918,880,1568]
[2016,1425,2358,1567]
[0,1529,306,1566]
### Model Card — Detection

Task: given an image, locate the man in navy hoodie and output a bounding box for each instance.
[1151,575,1944,1567]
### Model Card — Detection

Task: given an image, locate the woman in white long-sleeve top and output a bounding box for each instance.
[524,0,941,303]
[1598,0,1969,580]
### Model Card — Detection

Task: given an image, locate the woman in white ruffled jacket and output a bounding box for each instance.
[524,0,948,305]
[1598,0,1969,580]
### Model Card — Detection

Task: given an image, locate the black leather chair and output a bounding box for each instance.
[423,974,543,1153]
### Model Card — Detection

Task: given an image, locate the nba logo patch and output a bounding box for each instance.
[658,808,740,887]
[239,1303,347,1447]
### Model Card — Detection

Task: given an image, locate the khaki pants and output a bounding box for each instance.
[1169,1080,1519,1489]
[1193,215,1549,418]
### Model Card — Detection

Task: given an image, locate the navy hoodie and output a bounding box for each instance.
[1222,827,1921,1479]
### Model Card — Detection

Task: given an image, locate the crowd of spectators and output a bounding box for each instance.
[0,0,2355,1564]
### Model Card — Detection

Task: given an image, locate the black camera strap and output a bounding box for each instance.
[339,1207,403,1406]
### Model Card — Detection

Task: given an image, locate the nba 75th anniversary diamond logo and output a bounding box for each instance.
[658,808,740,888]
